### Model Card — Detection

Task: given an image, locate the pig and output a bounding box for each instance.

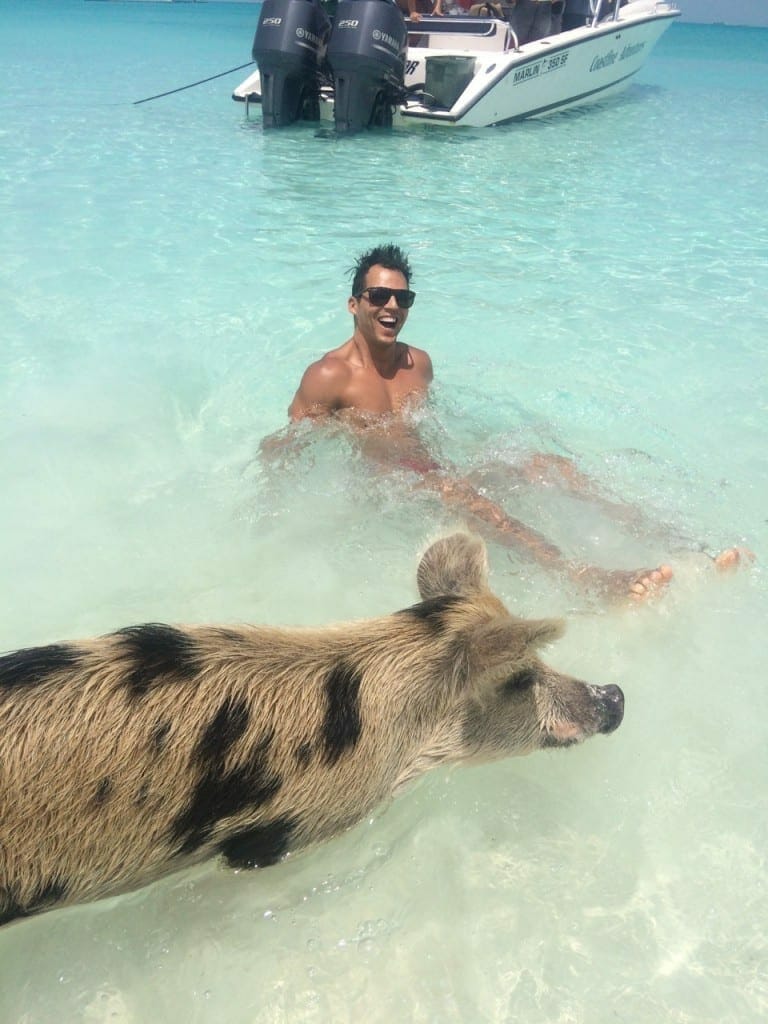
[0,532,623,925]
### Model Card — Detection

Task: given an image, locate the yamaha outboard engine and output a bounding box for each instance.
[252,0,331,127]
[326,0,407,133]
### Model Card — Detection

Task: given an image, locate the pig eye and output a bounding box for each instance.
[502,668,536,694]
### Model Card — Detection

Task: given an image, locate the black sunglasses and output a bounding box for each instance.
[355,286,416,309]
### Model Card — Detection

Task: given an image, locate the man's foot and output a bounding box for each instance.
[571,563,674,603]
[712,547,755,572]
[626,565,675,601]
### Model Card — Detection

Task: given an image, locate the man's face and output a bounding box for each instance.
[348,265,410,348]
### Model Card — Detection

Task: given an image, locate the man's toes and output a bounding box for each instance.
[714,547,755,572]
[629,565,673,601]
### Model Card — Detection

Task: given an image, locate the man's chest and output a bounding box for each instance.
[344,366,427,414]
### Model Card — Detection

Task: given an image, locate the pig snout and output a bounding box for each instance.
[593,684,624,734]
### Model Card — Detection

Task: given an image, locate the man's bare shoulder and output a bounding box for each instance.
[289,345,355,420]
[403,343,434,380]
[406,343,432,364]
[304,339,360,376]
[308,348,353,376]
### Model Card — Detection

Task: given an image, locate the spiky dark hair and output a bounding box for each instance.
[349,243,413,296]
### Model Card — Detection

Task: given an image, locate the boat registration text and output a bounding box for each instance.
[513,51,569,85]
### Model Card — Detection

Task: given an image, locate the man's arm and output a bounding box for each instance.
[410,346,434,388]
[396,0,423,21]
[288,356,351,422]
[260,356,349,462]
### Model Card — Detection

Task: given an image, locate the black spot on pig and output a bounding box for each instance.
[400,594,462,631]
[171,733,281,857]
[0,894,26,927]
[28,879,68,914]
[196,698,250,768]
[93,778,113,806]
[150,720,171,754]
[0,644,83,691]
[116,624,200,698]
[322,662,362,765]
[294,740,313,769]
[219,815,298,869]
[2,878,70,924]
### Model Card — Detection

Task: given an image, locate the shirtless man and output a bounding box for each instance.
[286,243,744,601]
[289,247,432,424]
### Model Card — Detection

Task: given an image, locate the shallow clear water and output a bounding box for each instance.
[1,2,766,1022]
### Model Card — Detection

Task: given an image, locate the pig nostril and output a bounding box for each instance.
[597,684,624,733]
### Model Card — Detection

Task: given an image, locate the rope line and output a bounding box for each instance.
[133,61,256,106]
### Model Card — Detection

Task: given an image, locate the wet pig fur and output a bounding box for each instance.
[0,532,624,925]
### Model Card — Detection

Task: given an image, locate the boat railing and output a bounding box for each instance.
[589,0,631,25]
[593,0,659,25]
[589,0,679,27]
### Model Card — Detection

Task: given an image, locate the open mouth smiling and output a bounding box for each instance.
[378,313,399,331]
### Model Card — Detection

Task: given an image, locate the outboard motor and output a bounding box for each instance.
[326,0,407,133]
[252,0,331,127]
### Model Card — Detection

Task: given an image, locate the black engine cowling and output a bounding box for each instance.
[326,0,407,133]
[252,0,331,127]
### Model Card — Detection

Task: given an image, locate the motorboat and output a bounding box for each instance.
[232,0,680,131]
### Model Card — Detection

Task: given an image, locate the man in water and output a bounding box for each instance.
[286,243,744,601]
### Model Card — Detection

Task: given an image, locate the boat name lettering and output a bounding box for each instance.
[336,19,359,28]
[590,49,617,71]
[546,51,569,72]
[404,59,419,76]
[513,62,541,84]
[262,16,282,26]
[512,51,569,86]
[590,39,646,72]
[620,42,645,60]
[372,29,400,49]
[296,26,322,45]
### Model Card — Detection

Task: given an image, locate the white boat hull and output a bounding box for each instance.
[233,1,679,129]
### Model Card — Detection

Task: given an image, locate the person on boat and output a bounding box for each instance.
[432,0,466,14]
[395,0,436,21]
[466,1,507,18]
[279,243,749,603]
[561,0,593,31]
[550,0,564,33]
[512,0,553,43]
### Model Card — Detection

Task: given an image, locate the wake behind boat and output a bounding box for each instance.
[232,0,680,130]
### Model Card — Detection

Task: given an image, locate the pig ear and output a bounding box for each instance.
[525,617,566,648]
[465,616,566,678]
[417,532,489,599]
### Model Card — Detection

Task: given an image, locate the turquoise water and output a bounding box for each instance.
[1,2,767,1021]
